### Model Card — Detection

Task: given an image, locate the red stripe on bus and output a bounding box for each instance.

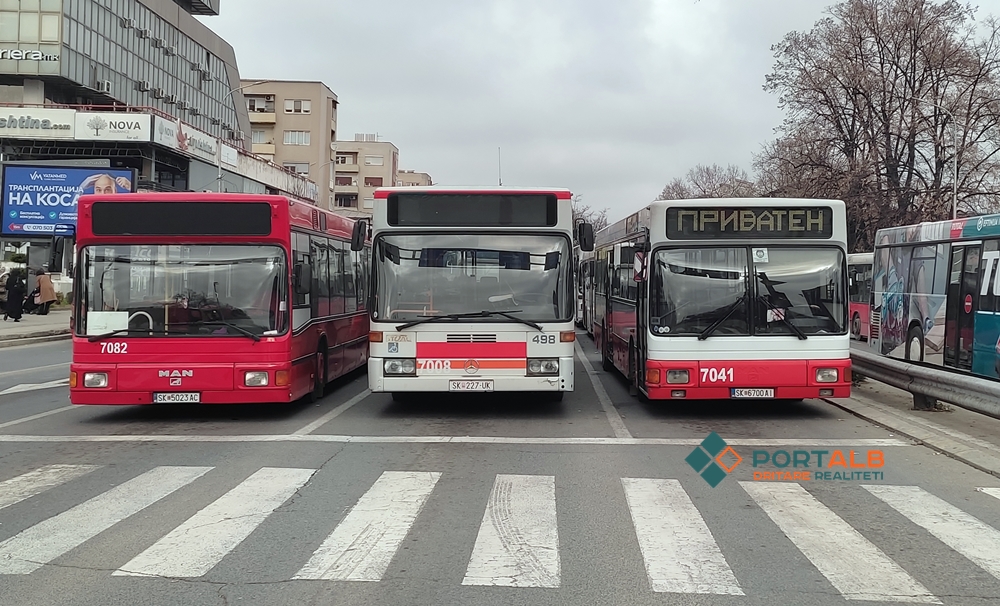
[417,342,527,358]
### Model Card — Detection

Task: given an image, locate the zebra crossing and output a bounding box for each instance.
[1,463,999,602]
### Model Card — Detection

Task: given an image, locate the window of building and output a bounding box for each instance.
[364,155,384,166]
[284,99,311,114]
[251,129,269,144]
[246,95,274,112]
[335,153,356,165]
[283,163,310,175]
[283,131,311,146]
[364,176,383,187]
[335,176,355,186]
[336,194,358,208]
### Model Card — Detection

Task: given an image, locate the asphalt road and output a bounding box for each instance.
[1,334,999,606]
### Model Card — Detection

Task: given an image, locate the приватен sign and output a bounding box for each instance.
[666,207,833,240]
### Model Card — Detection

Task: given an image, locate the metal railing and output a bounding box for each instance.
[851,346,1000,419]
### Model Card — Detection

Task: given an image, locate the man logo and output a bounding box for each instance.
[464,359,480,374]
[158,370,193,378]
[169,378,182,386]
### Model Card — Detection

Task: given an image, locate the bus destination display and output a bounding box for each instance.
[666,207,833,239]
[388,194,557,227]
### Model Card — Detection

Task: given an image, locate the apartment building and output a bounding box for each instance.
[241,80,339,209]
[396,169,433,186]
[333,135,399,216]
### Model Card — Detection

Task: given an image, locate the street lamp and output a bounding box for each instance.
[216,79,274,192]
[911,97,958,219]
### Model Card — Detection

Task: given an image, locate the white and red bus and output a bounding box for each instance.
[354,186,594,401]
[595,198,851,400]
[70,193,369,405]
[574,245,595,334]
[848,252,873,340]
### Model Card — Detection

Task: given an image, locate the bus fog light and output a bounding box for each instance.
[820,388,834,396]
[667,370,689,384]
[816,368,838,383]
[83,372,108,388]
[671,390,686,398]
[384,359,416,375]
[244,371,269,387]
[527,358,559,376]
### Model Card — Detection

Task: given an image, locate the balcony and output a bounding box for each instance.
[336,163,359,173]
[249,112,276,124]
[252,143,275,155]
[333,183,358,194]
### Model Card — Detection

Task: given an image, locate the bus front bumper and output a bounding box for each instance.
[368,357,575,392]
[642,358,852,400]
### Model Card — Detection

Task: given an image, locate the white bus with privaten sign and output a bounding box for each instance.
[350,186,594,401]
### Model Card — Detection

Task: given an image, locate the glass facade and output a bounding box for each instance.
[60,0,242,142]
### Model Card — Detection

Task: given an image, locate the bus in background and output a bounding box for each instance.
[599,198,851,400]
[70,193,370,405]
[848,252,873,340]
[356,186,593,401]
[574,246,595,334]
[869,214,1000,380]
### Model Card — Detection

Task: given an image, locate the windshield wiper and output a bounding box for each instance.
[757,296,807,340]
[171,320,262,342]
[395,310,542,332]
[87,327,188,342]
[698,292,748,341]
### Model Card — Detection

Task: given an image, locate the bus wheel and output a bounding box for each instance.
[308,349,326,403]
[905,326,924,362]
[851,314,861,340]
[601,324,615,372]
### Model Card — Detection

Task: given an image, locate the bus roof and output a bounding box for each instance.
[874,213,1000,246]
[848,252,874,264]
[373,186,572,199]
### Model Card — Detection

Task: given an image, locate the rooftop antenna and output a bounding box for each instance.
[498,146,502,186]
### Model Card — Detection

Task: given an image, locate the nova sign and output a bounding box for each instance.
[0,49,59,61]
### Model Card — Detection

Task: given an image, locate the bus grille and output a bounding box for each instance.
[446,334,497,343]
[870,310,880,339]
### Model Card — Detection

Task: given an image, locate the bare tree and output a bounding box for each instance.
[571,195,609,243]
[657,164,759,200]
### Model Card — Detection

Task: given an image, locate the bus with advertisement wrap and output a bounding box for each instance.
[70,193,370,405]
[595,198,851,400]
[353,186,594,401]
[869,213,1000,380]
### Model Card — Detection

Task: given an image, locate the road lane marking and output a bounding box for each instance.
[114,467,315,578]
[0,464,101,511]
[574,340,632,439]
[978,487,1000,501]
[293,471,440,581]
[865,485,1000,582]
[292,389,371,435]
[0,466,212,575]
[741,482,940,603]
[622,478,742,595]
[0,362,68,378]
[463,474,560,588]
[0,406,76,430]
[0,379,69,396]
[0,434,914,446]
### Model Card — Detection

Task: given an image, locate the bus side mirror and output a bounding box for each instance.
[294,263,312,295]
[351,219,367,252]
[578,223,594,252]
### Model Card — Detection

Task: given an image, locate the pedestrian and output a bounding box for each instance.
[3,269,25,322]
[35,268,57,315]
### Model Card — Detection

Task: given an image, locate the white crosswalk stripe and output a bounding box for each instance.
[0,466,211,575]
[0,464,101,511]
[292,471,441,581]
[462,474,560,588]
[865,485,1000,582]
[114,467,316,578]
[622,478,743,595]
[740,481,940,603]
[978,487,1000,502]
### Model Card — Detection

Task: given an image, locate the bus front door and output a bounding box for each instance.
[944,244,981,370]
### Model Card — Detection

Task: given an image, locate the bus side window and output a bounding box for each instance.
[293,231,310,308]
[982,239,1000,312]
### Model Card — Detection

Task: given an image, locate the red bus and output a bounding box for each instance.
[69,193,370,405]
[848,252,873,340]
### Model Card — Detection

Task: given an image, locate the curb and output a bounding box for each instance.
[0,331,71,349]
[824,396,1000,479]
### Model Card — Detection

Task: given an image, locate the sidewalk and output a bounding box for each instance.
[0,308,72,348]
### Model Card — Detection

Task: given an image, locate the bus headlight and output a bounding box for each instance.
[384,359,416,376]
[667,370,690,384]
[527,358,559,376]
[83,372,108,388]
[816,368,839,383]
[244,371,269,387]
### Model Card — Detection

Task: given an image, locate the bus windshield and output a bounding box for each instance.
[76,244,287,338]
[651,246,846,336]
[372,233,572,322]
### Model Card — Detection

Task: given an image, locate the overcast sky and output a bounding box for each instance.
[202,0,841,224]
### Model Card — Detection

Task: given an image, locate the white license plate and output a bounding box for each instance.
[731,388,774,398]
[153,392,201,403]
[449,380,494,392]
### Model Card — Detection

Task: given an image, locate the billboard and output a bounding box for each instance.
[2,165,136,236]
